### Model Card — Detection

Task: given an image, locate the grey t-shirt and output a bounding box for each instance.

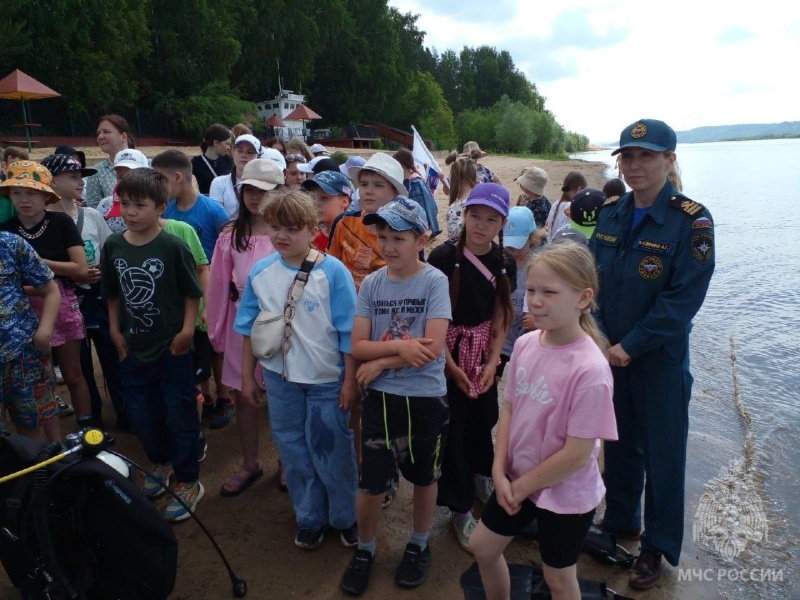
[356,263,451,397]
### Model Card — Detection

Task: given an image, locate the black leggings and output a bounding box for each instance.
[436,377,499,513]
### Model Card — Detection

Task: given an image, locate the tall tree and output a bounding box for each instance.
[397,71,456,149]
[142,0,243,104]
[0,0,150,116]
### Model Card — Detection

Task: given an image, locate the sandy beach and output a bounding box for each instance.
[1,145,725,600]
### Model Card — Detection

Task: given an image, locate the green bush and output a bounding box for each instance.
[495,102,535,153]
[455,107,497,151]
[165,81,258,139]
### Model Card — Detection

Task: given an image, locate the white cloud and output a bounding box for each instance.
[390,0,800,143]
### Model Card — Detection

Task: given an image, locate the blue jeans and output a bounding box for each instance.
[119,352,199,483]
[264,369,357,530]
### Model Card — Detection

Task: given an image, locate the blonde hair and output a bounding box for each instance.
[448,157,477,206]
[260,189,318,230]
[526,242,607,348]
[665,152,682,191]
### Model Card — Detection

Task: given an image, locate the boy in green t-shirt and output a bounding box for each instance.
[100,168,204,522]
[161,217,211,462]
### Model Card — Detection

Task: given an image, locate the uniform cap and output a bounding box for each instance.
[612,119,677,155]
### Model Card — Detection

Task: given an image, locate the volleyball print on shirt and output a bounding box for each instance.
[114,257,165,331]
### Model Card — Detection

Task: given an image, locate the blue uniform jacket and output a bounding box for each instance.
[589,181,715,359]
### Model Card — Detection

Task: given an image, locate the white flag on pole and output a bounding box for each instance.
[411,125,442,175]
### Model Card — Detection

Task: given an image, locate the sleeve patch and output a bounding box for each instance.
[692,217,713,229]
[692,232,714,264]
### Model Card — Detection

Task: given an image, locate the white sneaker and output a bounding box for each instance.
[452,513,477,553]
[474,474,494,505]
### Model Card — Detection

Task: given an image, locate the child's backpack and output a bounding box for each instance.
[0,434,178,600]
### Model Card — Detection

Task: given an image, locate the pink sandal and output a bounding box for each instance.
[220,463,263,497]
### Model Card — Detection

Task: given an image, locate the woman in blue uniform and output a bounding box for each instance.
[589,119,715,589]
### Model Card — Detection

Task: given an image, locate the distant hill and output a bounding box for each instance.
[676,121,800,143]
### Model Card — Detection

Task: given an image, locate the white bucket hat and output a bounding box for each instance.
[347,152,408,196]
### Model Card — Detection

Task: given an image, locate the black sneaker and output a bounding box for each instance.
[341,549,374,596]
[340,523,358,548]
[197,432,208,463]
[394,543,431,588]
[56,395,74,417]
[209,398,235,429]
[76,414,101,429]
[294,527,325,550]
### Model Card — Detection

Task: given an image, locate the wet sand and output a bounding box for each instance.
[0,146,731,599]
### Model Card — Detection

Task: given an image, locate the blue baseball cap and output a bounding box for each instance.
[463,182,510,217]
[503,206,535,249]
[611,119,677,155]
[301,170,352,198]
[363,196,429,234]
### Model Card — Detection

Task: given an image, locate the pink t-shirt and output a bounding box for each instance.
[505,331,617,514]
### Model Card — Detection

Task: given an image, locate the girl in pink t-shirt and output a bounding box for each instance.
[207,159,278,496]
[471,243,618,600]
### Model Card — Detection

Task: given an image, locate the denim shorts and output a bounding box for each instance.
[1,341,58,431]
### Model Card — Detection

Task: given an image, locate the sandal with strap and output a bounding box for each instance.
[220,463,263,497]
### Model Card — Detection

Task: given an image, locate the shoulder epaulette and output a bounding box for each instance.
[599,195,620,209]
[668,195,705,217]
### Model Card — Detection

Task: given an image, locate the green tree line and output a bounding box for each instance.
[0,0,588,154]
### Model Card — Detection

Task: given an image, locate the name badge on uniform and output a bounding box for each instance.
[594,232,618,245]
[634,239,673,254]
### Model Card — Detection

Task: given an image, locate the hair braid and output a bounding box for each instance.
[495,230,514,331]
[448,228,466,310]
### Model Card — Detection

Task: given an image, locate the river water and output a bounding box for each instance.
[574,139,800,599]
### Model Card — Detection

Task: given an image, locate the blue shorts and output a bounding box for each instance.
[1,342,58,431]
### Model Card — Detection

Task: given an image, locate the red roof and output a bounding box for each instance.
[285,104,322,120]
[0,69,60,100]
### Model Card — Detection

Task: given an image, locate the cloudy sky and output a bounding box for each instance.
[388,0,800,143]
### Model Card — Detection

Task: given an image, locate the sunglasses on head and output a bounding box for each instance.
[285,154,307,164]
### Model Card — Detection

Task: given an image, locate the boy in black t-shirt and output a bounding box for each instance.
[100,168,204,522]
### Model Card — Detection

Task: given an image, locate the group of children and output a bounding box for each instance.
[1,135,621,599]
